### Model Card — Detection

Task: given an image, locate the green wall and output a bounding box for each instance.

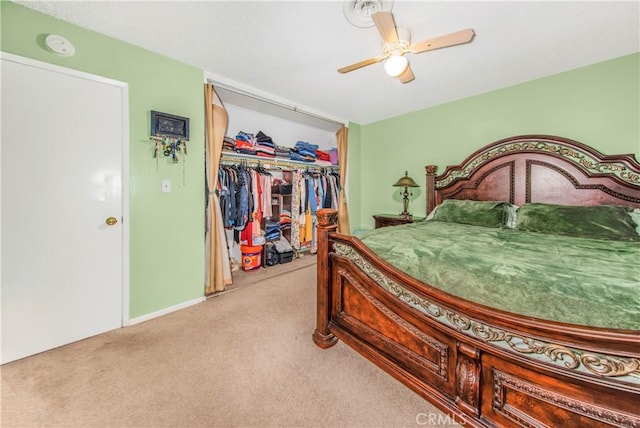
[350,53,640,231]
[346,122,362,233]
[1,2,206,318]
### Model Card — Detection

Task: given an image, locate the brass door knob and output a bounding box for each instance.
[105,216,118,226]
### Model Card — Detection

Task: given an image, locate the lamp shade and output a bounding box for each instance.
[384,55,408,77]
[393,171,419,188]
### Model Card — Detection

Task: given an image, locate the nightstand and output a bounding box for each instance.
[373,214,422,229]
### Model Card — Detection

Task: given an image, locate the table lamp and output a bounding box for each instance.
[393,171,420,218]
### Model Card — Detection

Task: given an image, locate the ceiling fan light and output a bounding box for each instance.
[384,55,408,77]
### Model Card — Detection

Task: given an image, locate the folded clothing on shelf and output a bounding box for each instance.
[293,141,318,157]
[256,131,275,148]
[236,131,256,144]
[294,140,319,152]
[315,149,331,162]
[223,136,236,152]
[265,220,280,241]
[328,148,339,165]
[289,151,316,163]
[280,209,291,230]
[225,134,337,167]
[255,144,275,158]
[275,145,290,158]
[256,151,275,159]
[235,138,256,154]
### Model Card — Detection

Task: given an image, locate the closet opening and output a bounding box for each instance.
[205,80,348,295]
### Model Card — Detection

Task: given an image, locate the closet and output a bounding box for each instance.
[216,94,343,276]
[219,152,340,270]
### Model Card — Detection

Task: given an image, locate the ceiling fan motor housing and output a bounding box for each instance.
[383,27,411,57]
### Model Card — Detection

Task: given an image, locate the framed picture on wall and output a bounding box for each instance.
[151,110,190,140]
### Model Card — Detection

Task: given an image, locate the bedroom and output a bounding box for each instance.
[1,1,639,426]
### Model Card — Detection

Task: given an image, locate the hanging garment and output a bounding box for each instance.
[260,173,273,219]
[303,209,313,245]
[250,169,262,224]
[233,167,249,231]
[291,170,302,250]
[324,175,332,209]
[298,175,306,227]
[218,168,231,227]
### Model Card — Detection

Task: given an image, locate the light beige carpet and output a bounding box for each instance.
[1,259,454,428]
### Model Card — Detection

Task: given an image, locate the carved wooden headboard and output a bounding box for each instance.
[425,135,640,214]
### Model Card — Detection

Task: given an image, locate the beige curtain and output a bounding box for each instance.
[204,83,232,294]
[336,126,350,234]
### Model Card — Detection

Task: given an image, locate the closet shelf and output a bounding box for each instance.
[221,151,339,170]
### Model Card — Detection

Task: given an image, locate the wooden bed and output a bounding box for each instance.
[313,135,640,427]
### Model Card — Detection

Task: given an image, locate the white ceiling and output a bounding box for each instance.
[17,1,640,125]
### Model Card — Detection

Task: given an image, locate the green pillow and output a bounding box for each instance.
[516,203,640,241]
[431,199,512,228]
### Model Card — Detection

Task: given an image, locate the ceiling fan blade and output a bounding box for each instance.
[338,56,385,74]
[372,11,398,44]
[398,65,414,84]
[410,29,475,54]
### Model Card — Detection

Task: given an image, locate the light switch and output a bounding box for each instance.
[162,179,171,193]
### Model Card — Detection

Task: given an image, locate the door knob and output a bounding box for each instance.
[105,216,118,226]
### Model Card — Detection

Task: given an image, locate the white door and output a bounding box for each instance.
[1,54,129,364]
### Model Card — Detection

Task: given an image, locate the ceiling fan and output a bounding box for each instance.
[338,11,475,83]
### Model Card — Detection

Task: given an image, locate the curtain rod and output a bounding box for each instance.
[207,79,345,128]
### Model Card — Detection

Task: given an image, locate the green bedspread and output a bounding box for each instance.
[358,221,640,330]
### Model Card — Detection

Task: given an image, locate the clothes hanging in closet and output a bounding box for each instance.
[291,169,340,252]
[218,164,339,251]
[217,163,273,244]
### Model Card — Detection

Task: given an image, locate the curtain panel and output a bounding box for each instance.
[204,83,232,294]
[336,126,350,235]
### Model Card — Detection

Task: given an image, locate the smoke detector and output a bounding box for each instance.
[343,0,393,28]
[45,34,75,57]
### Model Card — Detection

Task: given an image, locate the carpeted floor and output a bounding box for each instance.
[1,258,455,428]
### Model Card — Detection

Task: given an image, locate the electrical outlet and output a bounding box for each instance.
[162,179,171,193]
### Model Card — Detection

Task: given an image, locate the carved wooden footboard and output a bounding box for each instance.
[313,135,640,428]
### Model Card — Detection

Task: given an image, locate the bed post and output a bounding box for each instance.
[426,165,438,214]
[312,208,339,349]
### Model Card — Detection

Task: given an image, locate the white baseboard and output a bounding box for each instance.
[127,296,206,326]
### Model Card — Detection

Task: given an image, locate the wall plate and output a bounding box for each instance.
[45,34,76,57]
